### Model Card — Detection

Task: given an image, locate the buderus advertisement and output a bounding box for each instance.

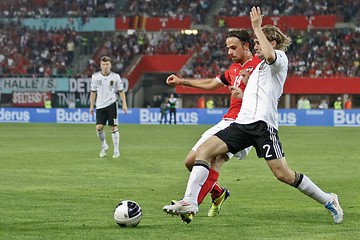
[0,108,359,127]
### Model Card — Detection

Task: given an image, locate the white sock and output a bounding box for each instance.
[112,130,119,153]
[183,161,210,205]
[97,130,107,148]
[295,174,332,204]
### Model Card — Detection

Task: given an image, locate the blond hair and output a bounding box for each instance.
[100,55,112,62]
[262,25,292,52]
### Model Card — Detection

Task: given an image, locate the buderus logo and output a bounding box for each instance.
[334,110,360,126]
[278,112,296,126]
[206,109,224,115]
[0,108,30,122]
[56,109,95,123]
[139,109,199,124]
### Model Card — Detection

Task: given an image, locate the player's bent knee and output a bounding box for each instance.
[184,152,196,172]
[111,127,118,133]
[184,160,193,172]
[185,164,192,172]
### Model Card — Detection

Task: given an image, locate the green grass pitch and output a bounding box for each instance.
[0,123,359,239]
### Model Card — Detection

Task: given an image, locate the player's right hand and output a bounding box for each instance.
[166,74,180,86]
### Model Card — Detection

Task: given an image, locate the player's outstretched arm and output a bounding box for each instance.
[166,74,222,90]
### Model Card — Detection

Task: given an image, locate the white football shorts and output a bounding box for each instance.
[192,119,252,160]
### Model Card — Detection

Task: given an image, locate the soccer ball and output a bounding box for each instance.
[114,200,142,227]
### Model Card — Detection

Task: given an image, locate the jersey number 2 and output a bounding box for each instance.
[263,144,272,158]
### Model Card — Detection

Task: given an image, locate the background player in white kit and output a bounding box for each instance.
[89,56,128,158]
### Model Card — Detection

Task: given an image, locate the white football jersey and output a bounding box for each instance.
[90,71,124,109]
[236,50,288,130]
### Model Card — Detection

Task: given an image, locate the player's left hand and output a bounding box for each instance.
[250,6,262,29]
[240,69,250,85]
[229,86,244,99]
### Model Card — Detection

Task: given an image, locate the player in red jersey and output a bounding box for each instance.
[165,29,261,223]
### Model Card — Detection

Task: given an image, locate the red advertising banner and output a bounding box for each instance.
[116,16,191,31]
[176,77,360,94]
[284,77,360,94]
[145,17,191,31]
[116,15,334,31]
[176,85,230,94]
[116,16,131,30]
[215,15,336,30]
[176,77,360,95]
[12,92,52,107]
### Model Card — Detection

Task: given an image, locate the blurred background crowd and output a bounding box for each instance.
[0,0,359,109]
[1,0,359,78]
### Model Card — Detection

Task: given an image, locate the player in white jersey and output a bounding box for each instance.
[163,7,343,224]
[89,56,128,158]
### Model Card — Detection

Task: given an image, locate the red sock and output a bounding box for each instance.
[210,182,223,200]
[197,168,219,205]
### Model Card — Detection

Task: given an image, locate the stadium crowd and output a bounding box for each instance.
[0,21,81,77]
[123,0,212,24]
[287,28,360,78]
[180,28,360,79]
[0,0,116,18]
[218,0,359,22]
[2,23,359,79]
[1,0,359,79]
[82,30,208,76]
[82,27,360,79]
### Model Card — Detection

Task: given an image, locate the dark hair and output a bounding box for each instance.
[100,56,111,62]
[227,29,253,50]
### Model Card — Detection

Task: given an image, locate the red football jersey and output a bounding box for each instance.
[217,56,261,120]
